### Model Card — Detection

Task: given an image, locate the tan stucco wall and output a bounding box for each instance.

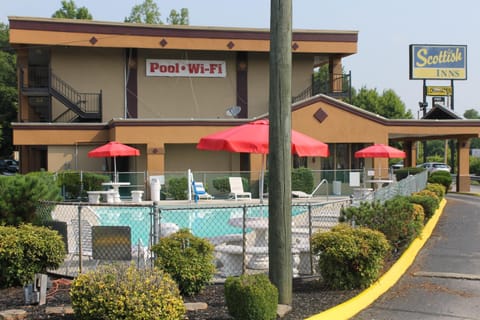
[292,101,388,143]
[164,144,239,172]
[247,53,269,117]
[48,144,147,175]
[137,50,237,119]
[51,47,125,121]
[247,53,314,118]
[292,54,316,98]
[48,145,102,172]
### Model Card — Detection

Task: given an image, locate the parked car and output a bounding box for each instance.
[391,160,404,170]
[416,162,451,173]
[0,159,19,174]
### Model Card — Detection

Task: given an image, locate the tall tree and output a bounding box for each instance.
[125,0,189,25]
[52,0,92,19]
[464,109,480,149]
[464,108,480,119]
[167,8,189,25]
[0,23,18,157]
[125,0,162,24]
[352,86,413,119]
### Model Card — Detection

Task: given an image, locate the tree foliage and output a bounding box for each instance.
[0,23,17,157]
[167,8,189,25]
[351,86,413,119]
[464,109,480,149]
[125,0,189,25]
[52,0,92,20]
[463,108,480,119]
[313,66,412,119]
[125,0,162,24]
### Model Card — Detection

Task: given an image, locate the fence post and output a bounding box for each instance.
[150,202,160,265]
[77,205,83,274]
[242,204,247,275]
[307,203,314,275]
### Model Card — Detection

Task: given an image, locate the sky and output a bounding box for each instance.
[1,0,478,117]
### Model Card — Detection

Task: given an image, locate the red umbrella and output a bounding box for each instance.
[88,141,140,182]
[197,119,329,200]
[354,144,405,158]
[197,119,329,157]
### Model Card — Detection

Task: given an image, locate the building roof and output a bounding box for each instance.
[8,16,358,55]
[423,105,463,120]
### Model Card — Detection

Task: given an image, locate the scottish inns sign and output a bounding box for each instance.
[146,59,226,77]
[409,45,467,80]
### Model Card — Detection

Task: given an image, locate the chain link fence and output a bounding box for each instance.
[36,200,350,279]
[35,171,426,279]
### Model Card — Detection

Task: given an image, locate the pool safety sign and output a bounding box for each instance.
[409,44,467,80]
[146,59,226,77]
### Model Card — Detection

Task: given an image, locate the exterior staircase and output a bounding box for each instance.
[20,67,102,123]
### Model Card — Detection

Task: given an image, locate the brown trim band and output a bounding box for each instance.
[9,19,358,43]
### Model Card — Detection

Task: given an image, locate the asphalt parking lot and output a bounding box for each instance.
[353,190,480,320]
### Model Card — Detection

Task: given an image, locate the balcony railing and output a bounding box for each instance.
[292,72,352,104]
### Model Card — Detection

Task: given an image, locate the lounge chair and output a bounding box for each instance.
[192,180,214,202]
[228,177,252,200]
[292,179,329,198]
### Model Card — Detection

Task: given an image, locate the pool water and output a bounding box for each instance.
[95,206,307,245]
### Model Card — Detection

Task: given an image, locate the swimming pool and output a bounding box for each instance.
[94,205,308,245]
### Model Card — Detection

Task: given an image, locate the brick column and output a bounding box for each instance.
[456,137,470,192]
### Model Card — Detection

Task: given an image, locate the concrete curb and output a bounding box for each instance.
[305,198,447,320]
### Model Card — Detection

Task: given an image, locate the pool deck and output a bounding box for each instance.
[128,195,350,208]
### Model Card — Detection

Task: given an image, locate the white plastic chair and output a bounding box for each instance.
[228,177,252,200]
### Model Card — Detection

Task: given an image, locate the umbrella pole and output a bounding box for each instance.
[114,156,117,183]
[259,154,266,204]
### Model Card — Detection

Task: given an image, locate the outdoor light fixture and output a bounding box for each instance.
[418,101,428,109]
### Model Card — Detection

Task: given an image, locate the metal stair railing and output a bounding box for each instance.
[53,109,79,123]
[50,72,102,118]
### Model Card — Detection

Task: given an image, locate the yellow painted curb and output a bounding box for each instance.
[305,198,447,320]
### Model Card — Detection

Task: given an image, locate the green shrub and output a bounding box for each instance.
[425,183,446,199]
[0,172,62,225]
[408,193,438,220]
[225,273,278,320]
[394,167,425,181]
[151,229,216,296]
[212,176,230,193]
[311,224,391,290]
[0,224,66,288]
[340,200,385,227]
[56,170,110,200]
[291,167,314,193]
[428,171,452,193]
[263,167,314,194]
[340,196,424,250]
[70,264,185,320]
[470,156,480,176]
[166,177,188,200]
[383,196,424,249]
[213,176,250,194]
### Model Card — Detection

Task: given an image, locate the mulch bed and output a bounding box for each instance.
[0,276,361,319]
[0,252,401,319]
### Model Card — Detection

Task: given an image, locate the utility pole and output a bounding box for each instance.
[268,0,293,305]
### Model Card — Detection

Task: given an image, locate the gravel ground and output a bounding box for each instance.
[0,276,361,319]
